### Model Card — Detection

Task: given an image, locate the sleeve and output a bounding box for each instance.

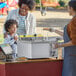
[70,17,76,45]
[6,10,14,20]
[30,13,36,35]
[4,35,16,45]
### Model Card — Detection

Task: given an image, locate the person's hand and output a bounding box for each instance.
[4,32,8,38]
[14,35,18,41]
[43,27,55,32]
[54,43,59,49]
[52,43,60,49]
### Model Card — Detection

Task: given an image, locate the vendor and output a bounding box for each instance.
[44,1,76,76]
[4,0,36,36]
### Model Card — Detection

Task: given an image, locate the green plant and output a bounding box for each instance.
[35,0,40,4]
[55,6,61,8]
[59,1,65,7]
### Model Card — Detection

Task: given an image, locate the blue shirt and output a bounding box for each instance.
[4,34,18,58]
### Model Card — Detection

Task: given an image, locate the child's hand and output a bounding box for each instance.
[14,35,18,41]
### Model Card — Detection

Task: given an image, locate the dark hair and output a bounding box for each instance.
[4,19,18,32]
[69,1,76,11]
[18,0,35,10]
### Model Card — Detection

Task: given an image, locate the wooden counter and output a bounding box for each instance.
[0,58,63,64]
[0,58,63,76]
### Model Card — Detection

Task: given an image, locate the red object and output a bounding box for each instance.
[1,6,8,14]
[7,0,18,9]
[0,64,5,76]
[41,0,60,7]
[0,60,63,76]
[0,3,8,15]
[43,2,60,7]
[8,0,17,7]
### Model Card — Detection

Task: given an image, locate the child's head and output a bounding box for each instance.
[4,19,18,34]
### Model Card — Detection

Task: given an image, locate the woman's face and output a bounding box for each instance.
[8,24,17,35]
[68,6,75,16]
[19,4,29,16]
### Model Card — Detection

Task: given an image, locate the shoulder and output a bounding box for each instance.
[4,34,11,39]
[7,9,19,20]
[8,9,18,15]
[69,16,76,26]
[71,16,76,22]
[28,12,35,19]
[69,16,76,30]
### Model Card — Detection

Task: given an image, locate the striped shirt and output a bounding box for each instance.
[17,15,26,35]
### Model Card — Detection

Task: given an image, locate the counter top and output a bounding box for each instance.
[0,58,63,64]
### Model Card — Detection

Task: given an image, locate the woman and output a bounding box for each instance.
[4,0,36,35]
[44,1,76,76]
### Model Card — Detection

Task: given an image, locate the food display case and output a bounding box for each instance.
[17,37,61,59]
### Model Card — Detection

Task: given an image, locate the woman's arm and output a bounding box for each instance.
[55,41,74,48]
[30,14,36,35]
[57,17,76,48]
[55,29,63,36]
[6,10,14,20]
[43,28,63,36]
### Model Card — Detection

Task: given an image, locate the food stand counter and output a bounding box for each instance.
[0,58,63,76]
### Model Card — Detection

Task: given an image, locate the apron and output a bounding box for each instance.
[62,25,76,76]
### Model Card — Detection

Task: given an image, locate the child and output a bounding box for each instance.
[4,19,18,58]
